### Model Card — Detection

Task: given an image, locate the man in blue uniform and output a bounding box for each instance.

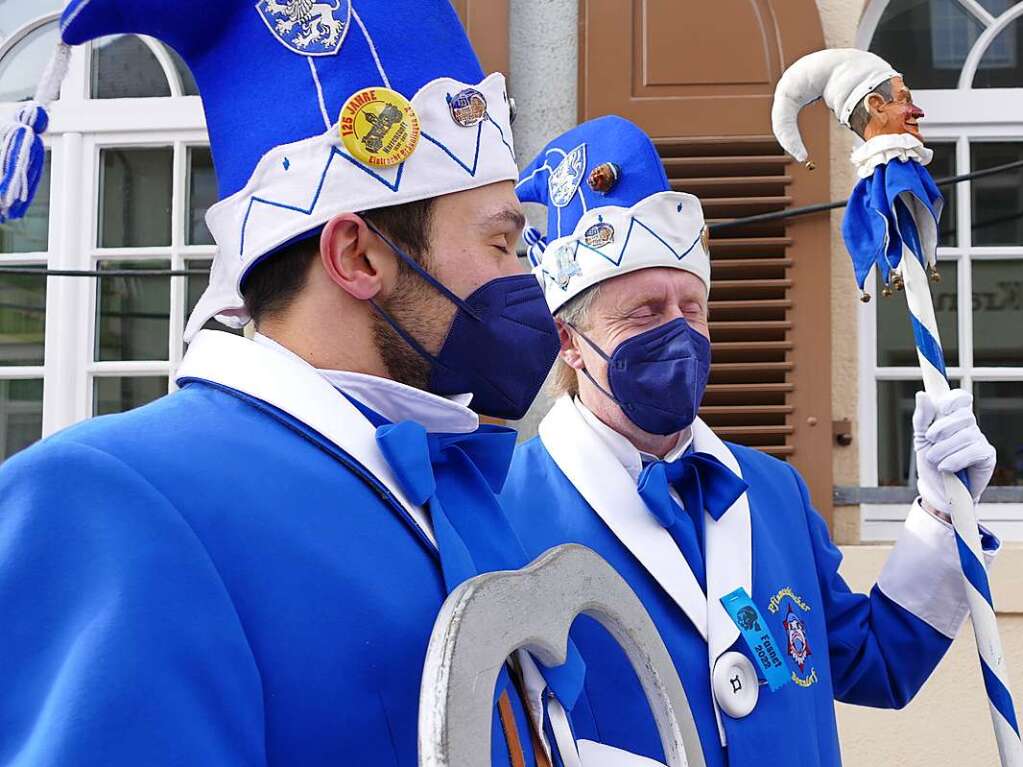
[503,115,1001,767]
[0,2,610,764]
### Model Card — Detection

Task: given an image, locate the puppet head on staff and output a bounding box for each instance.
[772,48,943,301]
[771,48,927,169]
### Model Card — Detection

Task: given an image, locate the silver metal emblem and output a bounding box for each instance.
[552,243,582,289]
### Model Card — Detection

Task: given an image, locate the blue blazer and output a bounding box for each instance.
[500,398,988,767]
[0,375,538,765]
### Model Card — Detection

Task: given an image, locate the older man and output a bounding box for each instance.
[502,116,1000,767]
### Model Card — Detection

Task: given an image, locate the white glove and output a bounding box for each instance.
[913,389,996,514]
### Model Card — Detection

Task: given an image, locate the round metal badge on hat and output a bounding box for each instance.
[584,221,615,248]
[587,162,621,194]
[449,88,488,127]
[340,87,421,168]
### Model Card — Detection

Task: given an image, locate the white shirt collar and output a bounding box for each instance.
[572,397,692,483]
[253,332,478,434]
[850,133,933,179]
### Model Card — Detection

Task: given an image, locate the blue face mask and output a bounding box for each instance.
[570,317,711,435]
[366,221,559,421]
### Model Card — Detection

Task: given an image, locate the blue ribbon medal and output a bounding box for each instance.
[720,587,790,692]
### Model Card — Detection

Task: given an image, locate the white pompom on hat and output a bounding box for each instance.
[772,48,900,163]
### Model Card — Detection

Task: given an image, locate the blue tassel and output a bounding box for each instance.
[522,225,547,267]
[0,102,50,224]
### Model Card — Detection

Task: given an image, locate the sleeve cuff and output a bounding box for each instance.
[877,499,1001,639]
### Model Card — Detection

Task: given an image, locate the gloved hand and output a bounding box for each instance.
[913,389,996,514]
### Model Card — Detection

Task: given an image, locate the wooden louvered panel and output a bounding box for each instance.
[580,0,832,515]
[658,137,809,466]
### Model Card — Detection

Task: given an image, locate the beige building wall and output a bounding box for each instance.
[817,1,1023,763]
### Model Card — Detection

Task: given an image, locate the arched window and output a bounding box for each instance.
[0,11,231,465]
[857,0,1023,539]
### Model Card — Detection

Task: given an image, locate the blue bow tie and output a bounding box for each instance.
[637,451,748,591]
[375,419,586,710]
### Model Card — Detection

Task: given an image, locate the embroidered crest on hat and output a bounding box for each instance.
[587,162,620,194]
[448,88,488,128]
[584,220,614,248]
[552,243,582,289]
[340,87,421,168]
[548,144,587,208]
[256,0,352,57]
[518,116,711,313]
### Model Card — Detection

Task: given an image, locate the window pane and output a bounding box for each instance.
[0,20,59,103]
[869,0,984,90]
[976,381,1023,486]
[973,260,1023,366]
[99,148,173,248]
[876,260,958,367]
[971,142,1023,246]
[0,0,62,38]
[930,142,957,247]
[93,376,167,416]
[0,378,42,462]
[187,147,217,246]
[0,271,45,366]
[878,378,961,486]
[95,261,170,362]
[167,46,199,96]
[973,10,1023,88]
[185,259,243,338]
[91,36,171,99]
[0,152,49,253]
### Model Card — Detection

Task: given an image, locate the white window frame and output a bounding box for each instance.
[0,12,211,442]
[857,0,1023,542]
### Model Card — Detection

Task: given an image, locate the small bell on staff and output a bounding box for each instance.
[860,290,872,303]
[881,278,893,298]
[928,264,942,283]
[891,271,904,292]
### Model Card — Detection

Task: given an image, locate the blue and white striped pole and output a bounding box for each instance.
[899,248,1022,766]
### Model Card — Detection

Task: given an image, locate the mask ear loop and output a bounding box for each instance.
[362,218,482,322]
[564,321,622,407]
[361,217,474,376]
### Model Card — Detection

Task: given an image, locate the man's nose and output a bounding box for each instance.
[910,104,925,119]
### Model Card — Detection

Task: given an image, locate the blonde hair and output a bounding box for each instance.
[549,284,602,399]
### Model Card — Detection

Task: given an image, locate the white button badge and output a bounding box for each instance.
[712,651,760,719]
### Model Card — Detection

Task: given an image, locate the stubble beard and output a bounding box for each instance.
[372,267,453,392]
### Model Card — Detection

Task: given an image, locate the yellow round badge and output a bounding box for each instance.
[339,87,420,168]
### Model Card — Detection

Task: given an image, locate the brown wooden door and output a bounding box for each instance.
[451,0,510,75]
[579,0,834,519]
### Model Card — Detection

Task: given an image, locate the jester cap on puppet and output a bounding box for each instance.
[57,0,517,339]
[517,116,709,314]
[772,48,899,165]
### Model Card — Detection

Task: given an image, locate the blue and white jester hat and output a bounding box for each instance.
[516,116,710,314]
[39,0,518,338]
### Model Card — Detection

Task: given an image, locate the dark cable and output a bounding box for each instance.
[707,157,1023,233]
[4,157,1023,277]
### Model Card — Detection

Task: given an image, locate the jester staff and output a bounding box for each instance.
[772,49,1021,766]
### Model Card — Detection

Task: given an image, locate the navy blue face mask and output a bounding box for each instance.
[365,221,559,421]
[570,317,712,436]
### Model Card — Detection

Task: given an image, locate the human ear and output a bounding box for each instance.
[319,214,398,301]
[557,319,586,371]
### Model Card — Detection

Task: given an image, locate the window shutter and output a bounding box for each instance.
[657,136,833,515]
